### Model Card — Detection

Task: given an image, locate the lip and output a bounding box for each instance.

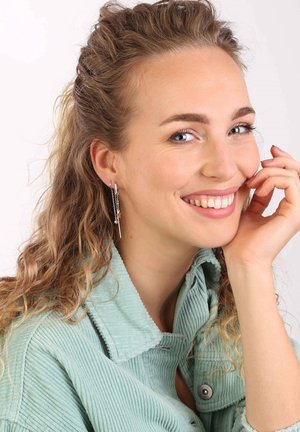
[181,185,241,199]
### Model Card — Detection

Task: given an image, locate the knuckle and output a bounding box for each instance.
[291,169,300,179]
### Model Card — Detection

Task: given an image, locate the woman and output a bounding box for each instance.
[0,0,299,431]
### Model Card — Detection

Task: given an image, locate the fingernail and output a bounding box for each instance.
[272,145,284,151]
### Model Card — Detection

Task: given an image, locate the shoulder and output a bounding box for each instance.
[0,309,108,431]
[2,307,108,366]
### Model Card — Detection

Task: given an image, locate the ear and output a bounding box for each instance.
[90,139,117,187]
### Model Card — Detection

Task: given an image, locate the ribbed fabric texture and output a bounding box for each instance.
[1,244,300,432]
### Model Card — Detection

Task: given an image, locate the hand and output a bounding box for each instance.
[223,145,300,267]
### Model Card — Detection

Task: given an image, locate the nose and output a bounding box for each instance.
[200,140,238,180]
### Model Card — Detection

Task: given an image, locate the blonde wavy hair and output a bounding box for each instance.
[0,0,256,377]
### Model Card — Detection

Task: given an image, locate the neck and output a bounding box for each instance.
[115,225,199,333]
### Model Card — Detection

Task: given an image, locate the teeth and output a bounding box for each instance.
[221,197,228,208]
[207,198,214,208]
[214,198,222,209]
[183,193,235,209]
[201,198,208,208]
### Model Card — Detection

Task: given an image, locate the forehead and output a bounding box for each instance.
[129,46,250,121]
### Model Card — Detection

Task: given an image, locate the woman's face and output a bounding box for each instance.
[116,46,260,250]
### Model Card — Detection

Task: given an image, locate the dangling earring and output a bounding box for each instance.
[242,191,252,212]
[110,182,122,239]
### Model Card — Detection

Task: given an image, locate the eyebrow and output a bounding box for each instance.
[159,106,256,126]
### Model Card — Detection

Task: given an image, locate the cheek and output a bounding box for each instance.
[137,151,193,190]
[154,152,198,190]
[240,144,261,178]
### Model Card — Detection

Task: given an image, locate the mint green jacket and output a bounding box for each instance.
[0,244,300,431]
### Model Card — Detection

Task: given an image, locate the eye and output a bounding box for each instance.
[169,129,196,143]
[229,123,256,136]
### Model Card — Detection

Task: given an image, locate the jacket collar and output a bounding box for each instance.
[85,243,220,363]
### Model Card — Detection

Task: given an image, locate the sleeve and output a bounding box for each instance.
[237,408,300,432]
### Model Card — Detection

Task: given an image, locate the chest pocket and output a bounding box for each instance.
[193,329,245,413]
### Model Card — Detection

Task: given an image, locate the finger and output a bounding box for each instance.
[261,157,300,174]
[270,145,293,158]
[247,189,274,215]
[254,174,300,207]
[246,166,299,188]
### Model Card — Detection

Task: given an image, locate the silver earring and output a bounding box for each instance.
[110,182,122,239]
[242,192,252,212]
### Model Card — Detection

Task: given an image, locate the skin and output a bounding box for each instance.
[91,46,300,429]
[92,46,260,329]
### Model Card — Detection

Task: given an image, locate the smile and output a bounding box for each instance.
[182,193,235,209]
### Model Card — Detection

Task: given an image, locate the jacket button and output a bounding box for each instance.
[198,383,213,400]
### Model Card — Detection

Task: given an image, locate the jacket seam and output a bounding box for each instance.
[9,312,53,421]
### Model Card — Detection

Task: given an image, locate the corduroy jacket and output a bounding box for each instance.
[0,243,300,431]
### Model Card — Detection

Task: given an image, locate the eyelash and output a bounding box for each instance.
[229,123,256,136]
[169,123,256,143]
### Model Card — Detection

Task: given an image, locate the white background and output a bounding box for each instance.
[0,0,299,341]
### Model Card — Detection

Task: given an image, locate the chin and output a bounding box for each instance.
[192,227,239,249]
